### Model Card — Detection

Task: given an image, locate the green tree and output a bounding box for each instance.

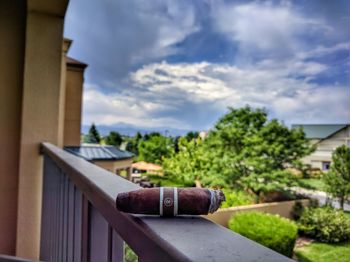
[163,106,314,202]
[163,137,224,187]
[105,131,123,147]
[85,123,101,144]
[185,131,199,141]
[138,134,173,163]
[323,145,350,209]
[125,132,143,155]
[205,107,314,202]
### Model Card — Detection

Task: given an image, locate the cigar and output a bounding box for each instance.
[116,187,225,216]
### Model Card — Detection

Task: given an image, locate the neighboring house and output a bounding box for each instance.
[293,124,350,171]
[65,144,134,179]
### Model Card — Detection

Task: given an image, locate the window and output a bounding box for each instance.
[322,161,331,171]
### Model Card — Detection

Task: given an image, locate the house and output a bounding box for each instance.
[65,144,134,179]
[293,124,350,171]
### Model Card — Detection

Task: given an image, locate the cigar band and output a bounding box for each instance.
[159,187,178,216]
[159,187,164,216]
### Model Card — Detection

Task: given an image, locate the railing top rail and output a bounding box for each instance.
[41,142,291,262]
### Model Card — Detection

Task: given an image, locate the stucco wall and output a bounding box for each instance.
[0,1,26,255]
[16,4,68,259]
[94,158,133,173]
[204,199,310,228]
[63,66,84,146]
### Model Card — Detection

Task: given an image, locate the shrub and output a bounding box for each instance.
[298,207,350,243]
[221,189,255,208]
[229,212,297,257]
[291,201,305,221]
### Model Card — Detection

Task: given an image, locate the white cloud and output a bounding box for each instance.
[213,1,328,57]
[65,0,199,84]
[82,49,350,129]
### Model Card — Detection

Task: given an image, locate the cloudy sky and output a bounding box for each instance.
[64,0,350,131]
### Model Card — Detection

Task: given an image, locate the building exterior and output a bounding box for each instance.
[293,124,350,171]
[65,144,134,179]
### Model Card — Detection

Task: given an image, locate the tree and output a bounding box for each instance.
[163,106,314,202]
[125,132,143,155]
[323,145,350,209]
[204,106,314,202]
[185,131,199,141]
[163,137,223,187]
[105,131,123,147]
[85,123,101,144]
[138,134,173,163]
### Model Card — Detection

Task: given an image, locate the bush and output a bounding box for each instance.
[220,189,255,208]
[298,207,350,243]
[229,212,297,257]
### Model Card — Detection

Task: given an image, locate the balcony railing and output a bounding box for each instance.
[40,143,291,262]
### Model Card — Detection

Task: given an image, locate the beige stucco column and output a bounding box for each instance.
[16,1,68,259]
[0,1,26,255]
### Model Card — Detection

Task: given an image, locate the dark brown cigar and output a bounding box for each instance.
[116,187,225,216]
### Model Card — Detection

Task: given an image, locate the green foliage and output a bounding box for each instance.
[323,145,350,209]
[138,133,173,163]
[205,107,313,201]
[85,123,101,144]
[163,137,225,187]
[185,131,199,141]
[163,107,313,199]
[105,131,123,147]
[291,201,306,221]
[299,178,327,191]
[147,174,191,187]
[125,132,143,155]
[229,212,297,257]
[124,244,137,262]
[295,241,350,262]
[298,207,350,243]
[220,189,254,208]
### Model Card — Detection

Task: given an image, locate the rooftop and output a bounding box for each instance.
[64,144,134,161]
[292,124,348,139]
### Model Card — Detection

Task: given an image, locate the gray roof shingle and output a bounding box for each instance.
[64,145,134,161]
[292,124,348,139]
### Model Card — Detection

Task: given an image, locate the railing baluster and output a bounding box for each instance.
[63,175,69,261]
[81,196,89,262]
[58,170,64,262]
[89,206,110,262]
[111,230,124,262]
[67,180,75,262]
[74,188,82,262]
[40,155,50,260]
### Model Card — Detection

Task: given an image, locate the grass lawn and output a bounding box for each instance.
[299,178,326,191]
[295,241,350,262]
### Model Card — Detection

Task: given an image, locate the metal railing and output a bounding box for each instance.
[40,142,291,262]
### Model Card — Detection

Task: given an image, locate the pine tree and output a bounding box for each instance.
[86,123,101,144]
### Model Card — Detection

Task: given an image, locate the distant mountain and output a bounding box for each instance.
[81,123,195,137]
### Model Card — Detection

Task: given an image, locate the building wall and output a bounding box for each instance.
[0,0,26,255]
[16,6,68,258]
[302,126,350,170]
[94,158,133,174]
[205,199,310,228]
[63,65,85,146]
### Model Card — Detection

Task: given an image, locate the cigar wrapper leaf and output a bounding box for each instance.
[116,187,225,217]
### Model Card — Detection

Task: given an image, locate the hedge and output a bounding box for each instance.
[229,212,297,257]
[298,207,350,243]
